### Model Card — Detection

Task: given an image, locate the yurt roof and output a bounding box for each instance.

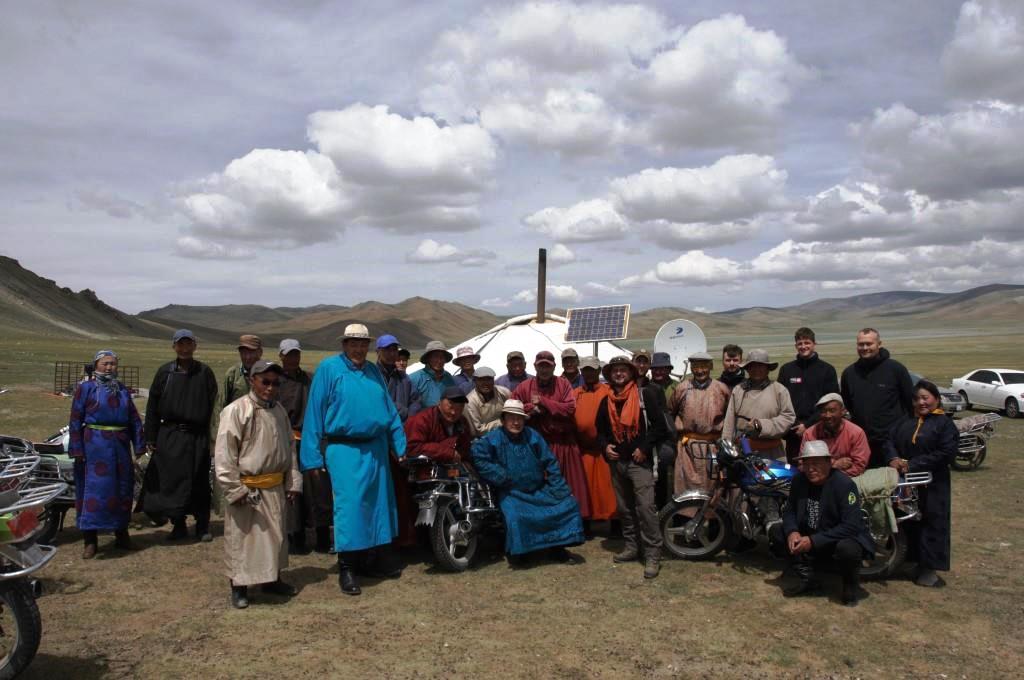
[406,312,632,375]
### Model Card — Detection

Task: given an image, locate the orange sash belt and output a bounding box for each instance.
[240,472,284,489]
[681,431,719,444]
[746,438,783,452]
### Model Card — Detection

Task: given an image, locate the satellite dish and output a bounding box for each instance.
[654,319,707,377]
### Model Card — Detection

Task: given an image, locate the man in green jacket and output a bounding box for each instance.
[211,335,263,515]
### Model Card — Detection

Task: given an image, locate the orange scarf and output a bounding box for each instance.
[608,382,641,443]
[911,408,945,444]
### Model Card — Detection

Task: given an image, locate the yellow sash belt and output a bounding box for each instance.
[240,472,284,489]
[86,424,126,431]
[681,431,719,444]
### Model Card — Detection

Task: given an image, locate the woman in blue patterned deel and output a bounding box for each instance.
[67,350,145,559]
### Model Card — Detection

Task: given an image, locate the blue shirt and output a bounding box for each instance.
[496,372,533,392]
[409,369,456,408]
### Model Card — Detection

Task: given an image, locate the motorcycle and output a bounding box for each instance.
[0,441,68,679]
[857,471,932,579]
[952,413,1000,471]
[401,455,503,572]
[20,429,75,546]
[659,438,796,560]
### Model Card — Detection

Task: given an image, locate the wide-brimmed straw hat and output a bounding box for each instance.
[740,348,778,370]
[453,346,481,365]
[602,355,638,381]
[420,340,453,365]
[501,399,528,417]
[339,324,372,342]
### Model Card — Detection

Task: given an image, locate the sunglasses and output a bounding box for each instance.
[257,378,281,387]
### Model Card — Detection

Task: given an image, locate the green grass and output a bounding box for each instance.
[1,327,1022,678]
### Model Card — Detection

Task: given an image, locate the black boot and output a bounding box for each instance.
[783,559,821,597]
[262,577,298,597]
[338,552,361,596]
[230,584,249,609]
[841,567,863,607]
[363,545,403,578]
[314,526,331,554]
[114,529,135,550]
[289,530,311,555]
[167,518,188,541]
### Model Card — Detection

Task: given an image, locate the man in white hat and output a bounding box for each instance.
[452,346,481,395]
[215,359,302,609]
[668,351,731,495]
[722,349,795,461]
[800,393,870,477]
[410,340,457,408]
[465,367,510,438]
[471,399,585,566]
[300,324,407,596]
[770,440,874,607]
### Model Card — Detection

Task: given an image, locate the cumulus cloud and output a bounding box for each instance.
[943,1,1024,103]
[177,104,498,255]
[405,238,496,266]
[548,243,576,264]
[481,297,512,308]
[500,283,585,306]
[854,101,1024,200]
[584,281,623,296]
[620,250,742,287]
[523,199,629,242]
[174,236,253,260]
[419,4,809,154]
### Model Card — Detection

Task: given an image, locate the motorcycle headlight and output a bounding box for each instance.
[717,439,740,462]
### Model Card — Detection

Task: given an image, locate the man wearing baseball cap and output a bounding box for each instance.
[219,335,264,415]
[496,351,533,392]
[215,359,302,608]
[560,348,583,389]
[142,329,218,542]
[404,385,473,464]
[465,367,511,438]
[376,334,421,423]
[800,393,870,477]
[512,351,592,520]
[770,440,874,606]
[300,324,407,596]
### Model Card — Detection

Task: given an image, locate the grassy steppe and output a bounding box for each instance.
[0,328,1021,679]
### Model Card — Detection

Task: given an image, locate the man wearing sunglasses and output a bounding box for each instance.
[215,360,302,609]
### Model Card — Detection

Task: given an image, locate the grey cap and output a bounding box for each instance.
[279,338,301,355]
[474,366,496,379]
[250,359,283,376]
[561,348,579,359]
[688,351,713,362]
[740,348,778,370]
[172,328,195,343]
[797,440,832,460]
[440,385,469,403]
[816,392,844,408]
[579,356,601,371]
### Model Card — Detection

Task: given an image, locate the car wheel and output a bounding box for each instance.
[1005,398,1021,419]
[958,390,972,410]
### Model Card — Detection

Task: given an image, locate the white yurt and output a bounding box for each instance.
[406,312,632,375]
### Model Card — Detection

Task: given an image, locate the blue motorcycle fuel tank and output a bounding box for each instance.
[740,456,796,490]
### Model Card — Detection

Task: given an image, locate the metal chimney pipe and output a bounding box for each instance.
[536,247,547,323]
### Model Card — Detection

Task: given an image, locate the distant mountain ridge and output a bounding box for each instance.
[1,254,1021,347]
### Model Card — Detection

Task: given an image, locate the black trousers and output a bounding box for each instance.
[769,524,863,576]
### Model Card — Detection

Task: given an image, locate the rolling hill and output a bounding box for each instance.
[2,254,1021,349]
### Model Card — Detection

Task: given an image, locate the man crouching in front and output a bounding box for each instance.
[770,440,874,606]
[216,360,302,609]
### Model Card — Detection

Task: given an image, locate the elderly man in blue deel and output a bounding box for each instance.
[471,399,585,567]
[300,323,406,596]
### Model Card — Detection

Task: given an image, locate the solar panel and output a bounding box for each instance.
[564,305,630,343]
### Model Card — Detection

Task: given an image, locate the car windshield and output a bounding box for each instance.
[999,372,1024,385]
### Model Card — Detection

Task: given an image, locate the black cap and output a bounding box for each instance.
[440,385,469,403]
[250,359,283,376]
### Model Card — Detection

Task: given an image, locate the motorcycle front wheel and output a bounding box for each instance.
[429,500,478,572]
[0,580,42,680]
[861,529,908,580]
[659,498,732,560]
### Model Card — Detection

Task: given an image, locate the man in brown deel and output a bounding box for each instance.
[277,339,332,554]
[668,351,731,495]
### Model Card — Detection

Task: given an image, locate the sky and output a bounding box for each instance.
[2,0,1022,314]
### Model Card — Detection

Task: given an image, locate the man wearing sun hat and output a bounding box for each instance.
[410,340,457,408]
[216,359,302,609]
[300,323,407,596]
[471,399,585,565]
[452,346,482,395]
[769,440,874,606]
[722,349,795,462]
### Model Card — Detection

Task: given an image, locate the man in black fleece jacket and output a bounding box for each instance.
[778,327,839,461]
[840,328,914,467]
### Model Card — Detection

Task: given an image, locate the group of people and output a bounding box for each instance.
[65,324,958,609]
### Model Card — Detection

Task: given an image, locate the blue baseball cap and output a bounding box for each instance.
[376,334,400,349]
[172,329,195,343]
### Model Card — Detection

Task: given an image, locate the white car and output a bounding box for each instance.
[952,368,1024,419]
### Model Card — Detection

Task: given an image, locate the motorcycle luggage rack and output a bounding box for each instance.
[0,454,42,492]
[2,482,69,516]
[685,440,717,460]
[897,471,932,488]
[0,543,58,579]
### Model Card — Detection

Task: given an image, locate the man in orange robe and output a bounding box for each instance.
[572,357,617,530]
